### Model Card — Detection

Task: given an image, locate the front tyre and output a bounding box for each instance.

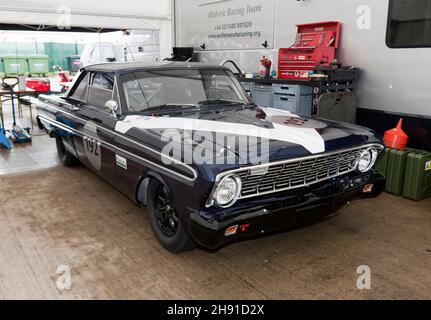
[147,180,195,253]
[55,136,79,166]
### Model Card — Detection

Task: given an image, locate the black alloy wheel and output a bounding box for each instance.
[147,179,196,252]
[153,185,179,237]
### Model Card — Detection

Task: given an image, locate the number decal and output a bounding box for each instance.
[82,122,102,171]
[83,136,102,171]
[85,137,100,156]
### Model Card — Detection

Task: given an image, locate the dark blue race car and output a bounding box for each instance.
[35,62,385,252]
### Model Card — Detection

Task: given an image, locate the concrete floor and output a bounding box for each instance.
[0,143,430,299]
[2,81,430,300]
[1,95,60,175]
[0,134,59,175]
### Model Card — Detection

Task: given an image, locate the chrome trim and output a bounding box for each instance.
[356,147,379,173]
[206,174,242,208]
[35,99,198,181]
[209,143,384,204]
[37,114,198,183]
[39,116,74,134]
[113,75,123,114]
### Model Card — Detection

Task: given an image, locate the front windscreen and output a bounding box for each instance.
[120,69,251,112]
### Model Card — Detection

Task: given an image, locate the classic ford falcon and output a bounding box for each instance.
[35,62,385,252]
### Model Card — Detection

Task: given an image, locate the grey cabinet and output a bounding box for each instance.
[272,84,298,95]
[250,84,273,108]
[272,94,296,112]
[238,81,314,116]
[272,84,313,116]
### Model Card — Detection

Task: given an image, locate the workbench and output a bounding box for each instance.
[236,76,357,118]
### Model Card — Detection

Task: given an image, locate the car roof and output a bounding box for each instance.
[82,61,230,74]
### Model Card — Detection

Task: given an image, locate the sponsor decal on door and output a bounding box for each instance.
[115,154,128,170]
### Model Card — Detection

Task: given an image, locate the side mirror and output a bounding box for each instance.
[105,100,119,118]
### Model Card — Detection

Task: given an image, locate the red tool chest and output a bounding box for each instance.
[278,21,341,80]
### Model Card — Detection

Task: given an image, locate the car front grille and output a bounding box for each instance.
[232,145,380,199]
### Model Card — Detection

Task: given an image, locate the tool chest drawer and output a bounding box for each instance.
[272,95,296,112]
[272,84,298,95]
[272,94,313,116]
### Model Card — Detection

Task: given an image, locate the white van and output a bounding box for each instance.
[79,42,121,67]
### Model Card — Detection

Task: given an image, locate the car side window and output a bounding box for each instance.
[70,73,90,102]
[92,72,114,90]
[87,72,115,111]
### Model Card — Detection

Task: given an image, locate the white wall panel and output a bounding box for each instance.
[174,0,431,117]
[175,0,275,50]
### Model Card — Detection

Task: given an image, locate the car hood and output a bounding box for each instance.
[115,106,382,177]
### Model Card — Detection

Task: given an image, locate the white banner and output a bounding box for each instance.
[176,0,275,50]
[0,0,170,30]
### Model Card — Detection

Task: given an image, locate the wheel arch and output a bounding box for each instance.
[136,171,171,206]
[36,116,45,130]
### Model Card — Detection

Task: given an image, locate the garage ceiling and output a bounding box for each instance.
[0,0,171,31]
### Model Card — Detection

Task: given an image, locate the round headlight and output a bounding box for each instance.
[212,175,242,207]
[357,147,378,173]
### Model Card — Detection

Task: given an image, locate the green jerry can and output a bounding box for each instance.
[374,148,390,176]
[385,148,417,195]
[403,150,431,201]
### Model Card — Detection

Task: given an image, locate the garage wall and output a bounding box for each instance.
[174,0,431,118]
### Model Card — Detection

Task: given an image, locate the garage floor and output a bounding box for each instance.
[0,134,59,175]
[0,99,59,175]
[0,151,430,299]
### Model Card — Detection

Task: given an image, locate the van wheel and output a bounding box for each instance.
[55,136,78,166]
[147,179,196,253]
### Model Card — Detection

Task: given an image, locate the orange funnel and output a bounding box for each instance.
[383,118,408,150]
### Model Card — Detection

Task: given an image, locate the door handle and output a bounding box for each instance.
[71,106,80,112]
[90,117,102,123]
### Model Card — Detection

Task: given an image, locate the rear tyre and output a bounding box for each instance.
[147,179,196,253]
[55,136,78,166]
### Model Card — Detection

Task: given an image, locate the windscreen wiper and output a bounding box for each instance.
[197,99,248,106]
[141,104,201,113]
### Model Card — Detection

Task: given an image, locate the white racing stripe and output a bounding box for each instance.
[115,108,326,154]
[262,107,299,118]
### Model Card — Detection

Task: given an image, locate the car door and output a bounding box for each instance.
[72,72,118,186]
[56,72,91,159]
